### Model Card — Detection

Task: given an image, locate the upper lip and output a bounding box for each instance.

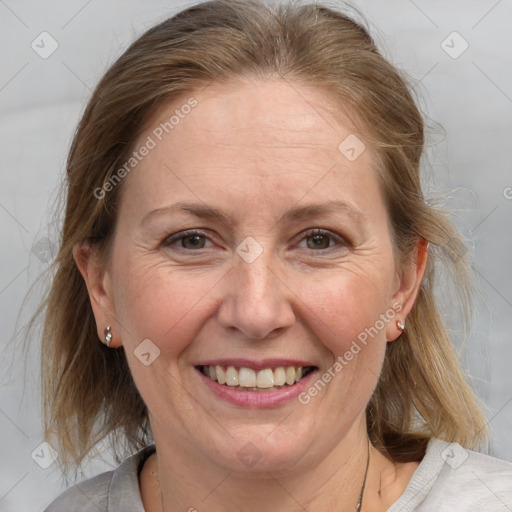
[195,358,317,371]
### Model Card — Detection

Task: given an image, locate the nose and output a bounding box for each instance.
[217,253,296,340]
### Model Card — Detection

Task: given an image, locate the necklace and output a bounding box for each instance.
[355,440,371,512]
[155,440,372,512]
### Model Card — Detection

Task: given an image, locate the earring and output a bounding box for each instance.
[396,320,405,332]
[104,326,113,347]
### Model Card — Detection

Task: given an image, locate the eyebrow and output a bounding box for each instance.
[140,199,365,228]
[278,200,365,224]
[140,201,233,227]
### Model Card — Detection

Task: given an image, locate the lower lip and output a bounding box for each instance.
[196,367,318,408]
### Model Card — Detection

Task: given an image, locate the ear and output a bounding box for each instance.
[73,242,122,347]
[386,239,428,342]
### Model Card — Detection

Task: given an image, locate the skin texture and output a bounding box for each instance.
[75,78,427,511]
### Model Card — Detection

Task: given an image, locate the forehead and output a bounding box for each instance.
[122,78,382,218]
[150,78,361,159]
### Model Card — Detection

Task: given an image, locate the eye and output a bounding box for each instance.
[164,230,213,250]
[297,229,345,251]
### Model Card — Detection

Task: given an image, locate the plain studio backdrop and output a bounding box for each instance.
[0,1,511,510]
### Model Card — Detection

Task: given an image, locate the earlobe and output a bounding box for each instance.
[73,242,121,347]
[386,239,428,342]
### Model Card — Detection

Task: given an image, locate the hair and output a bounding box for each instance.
[39,0,487,470]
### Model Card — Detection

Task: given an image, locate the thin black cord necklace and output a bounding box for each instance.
[355,440,371,512]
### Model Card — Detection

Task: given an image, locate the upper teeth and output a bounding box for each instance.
[202,365,308,388]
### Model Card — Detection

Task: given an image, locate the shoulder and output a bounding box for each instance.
[44,445,155,512]
[390,439,512,512]
[43,470,113,512]
[431,441,512,508]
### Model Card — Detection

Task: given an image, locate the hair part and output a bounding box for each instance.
[38,0,487,471]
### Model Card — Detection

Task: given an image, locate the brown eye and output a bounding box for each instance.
[297,229,347,252]
[164,230,212,250]
[181,234,206,249]
[306,233,332,250]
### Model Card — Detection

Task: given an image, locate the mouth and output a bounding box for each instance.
[195,364,317,392]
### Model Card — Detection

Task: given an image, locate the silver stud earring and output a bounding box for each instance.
[104,326,113,347]
[396,320,405,332]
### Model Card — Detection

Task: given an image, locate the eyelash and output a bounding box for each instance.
[163,228,347,252]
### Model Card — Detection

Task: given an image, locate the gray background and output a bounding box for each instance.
[1,1,511,510]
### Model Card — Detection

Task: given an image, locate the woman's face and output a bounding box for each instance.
[92,79,421,475]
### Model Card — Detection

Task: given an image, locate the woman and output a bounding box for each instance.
[41,1,511,510]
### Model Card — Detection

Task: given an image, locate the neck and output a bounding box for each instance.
[142,419,410,512]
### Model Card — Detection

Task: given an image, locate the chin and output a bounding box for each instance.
[205,424,317,477]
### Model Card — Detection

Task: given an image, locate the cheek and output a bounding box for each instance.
[295,270,393,415]
[111,253,224,357]
[295,265,394,359]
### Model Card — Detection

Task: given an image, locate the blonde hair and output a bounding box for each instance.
[39,0,486,469]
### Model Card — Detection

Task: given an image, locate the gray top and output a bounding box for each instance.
[44,439,512,511]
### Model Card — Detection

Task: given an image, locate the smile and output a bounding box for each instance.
[197,365,316,392]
